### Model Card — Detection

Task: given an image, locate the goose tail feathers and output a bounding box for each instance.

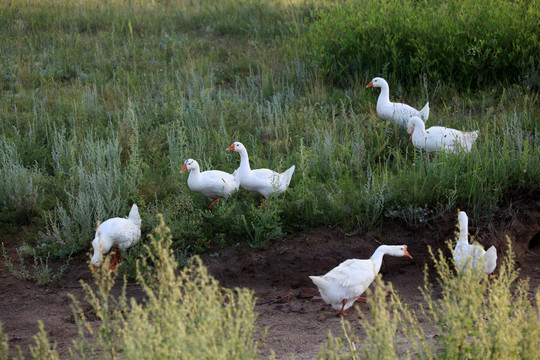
[485,245,497,274]
[283,165,296,187]
[309,275,328,291]
[128,204,142,228]
[419,102,430,122]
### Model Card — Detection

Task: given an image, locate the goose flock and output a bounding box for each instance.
[91,77,495,316]
[367,77,479,153]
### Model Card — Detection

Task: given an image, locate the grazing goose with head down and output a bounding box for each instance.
[91,204,141,269]
[310,245,413,316]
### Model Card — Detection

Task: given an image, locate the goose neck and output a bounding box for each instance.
[370,246,388,273]
[458,222,469,244]
[188,166,201,180]
[411,119,426,140]
[378,82,390,104]
[238,149,251,172]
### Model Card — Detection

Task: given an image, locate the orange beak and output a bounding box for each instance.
[366,81,373,88]
[181,163,188,173]
[404,245,413,260]
[226,144,235,151]
[408,127,414,143]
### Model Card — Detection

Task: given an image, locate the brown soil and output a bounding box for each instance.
[1,197,539,359]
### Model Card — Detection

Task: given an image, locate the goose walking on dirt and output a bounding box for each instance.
[310,245,413,316]
[407,116,479,153]
[367,77,429,127]
[181,158,240,209]
[91,204,141,269]
[454,211,497,274]
[226,142,295,199]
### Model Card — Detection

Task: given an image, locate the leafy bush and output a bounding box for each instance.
[0,138,41,223]
[290,0,539,88]
[418,241,540,359]
[38,129,139,258]
[143,192,205,252]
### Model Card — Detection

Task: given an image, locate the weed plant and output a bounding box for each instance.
[1,243,70,286]
[0,138,42,223]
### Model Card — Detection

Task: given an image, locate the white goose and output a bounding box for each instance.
[181,158,239,209]
[91,204,141,269]
[407,116,479,153]
[367,77,429,127]
[310,245,413,316]
[226,142,295,199]
[454,211,497,274]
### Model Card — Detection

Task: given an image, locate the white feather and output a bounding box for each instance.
[182,158,239,201]
[227,142,295,198]
[310,245,412,313]
[407,116,479,153]
[367,77,429,127]
[91,204,141,267]
[454,211,497,274]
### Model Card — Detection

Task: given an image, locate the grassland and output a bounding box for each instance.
[1,0,538,268]
[0,3,539,355]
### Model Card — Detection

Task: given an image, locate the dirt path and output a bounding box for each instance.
[1,198,539,359]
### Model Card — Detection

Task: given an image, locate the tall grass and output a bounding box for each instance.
[0,0,538,265]
[38,130,133,258]
[0,138,41,222]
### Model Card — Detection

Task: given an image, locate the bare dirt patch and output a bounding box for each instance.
[1,197,539,359]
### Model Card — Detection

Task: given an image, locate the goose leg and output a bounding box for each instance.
[109,247,120,270]
[355,297,367,303]
[337,299,351,317]
[209,197,222,212]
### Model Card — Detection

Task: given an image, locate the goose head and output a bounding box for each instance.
[377,244,413,260]
[366,77,387,88]
[396,245,413,260]
[407,116,424,142]
[91,236,104,267]
[226,142,246,153]
[458,211,468,227]
[181,158,199,173]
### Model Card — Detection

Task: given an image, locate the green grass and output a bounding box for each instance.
[0,0,538,267]
[290,0,539,88]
